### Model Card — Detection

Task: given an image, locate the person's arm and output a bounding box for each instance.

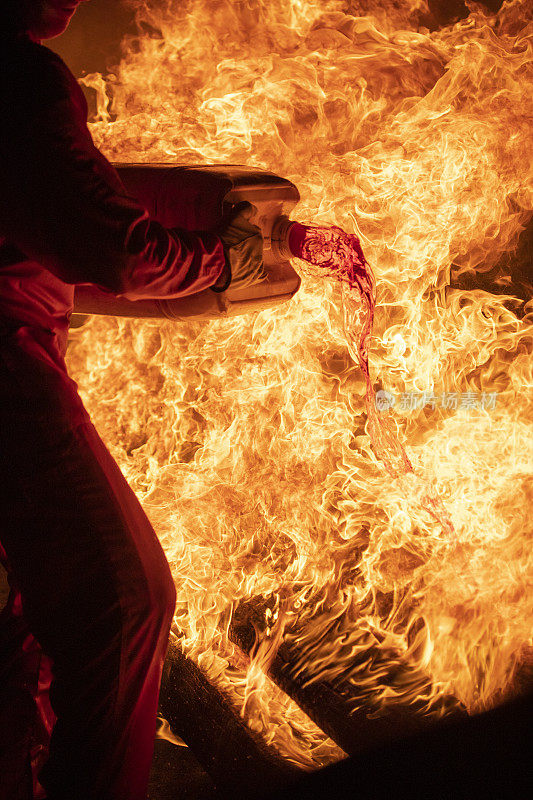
[0,41,226,300]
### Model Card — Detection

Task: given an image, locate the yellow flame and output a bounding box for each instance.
[66,0,533,766]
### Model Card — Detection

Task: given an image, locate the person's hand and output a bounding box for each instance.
[211,202,265,292]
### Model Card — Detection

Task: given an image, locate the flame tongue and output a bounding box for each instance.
[295,223,454,536]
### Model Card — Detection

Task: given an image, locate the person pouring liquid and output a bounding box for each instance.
[0,1,263,798]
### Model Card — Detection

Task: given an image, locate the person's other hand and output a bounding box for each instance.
[211,202,265,292]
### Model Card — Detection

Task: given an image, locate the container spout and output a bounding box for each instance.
[271,216,307,261]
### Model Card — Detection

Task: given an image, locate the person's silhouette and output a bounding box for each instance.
[0,3,260,798]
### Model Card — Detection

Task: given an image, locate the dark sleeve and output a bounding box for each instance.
[0,42,225,299]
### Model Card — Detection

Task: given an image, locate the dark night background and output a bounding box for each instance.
[50,0,136,78]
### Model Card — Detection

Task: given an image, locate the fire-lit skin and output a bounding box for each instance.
[21,0,90,41]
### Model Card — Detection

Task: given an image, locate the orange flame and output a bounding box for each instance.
[67,0,533,767]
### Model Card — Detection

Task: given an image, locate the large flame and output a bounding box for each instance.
[66,0,532,767]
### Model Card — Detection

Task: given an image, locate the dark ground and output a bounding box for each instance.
[148,739,217,800]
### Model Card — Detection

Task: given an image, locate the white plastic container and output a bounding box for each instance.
[73,164,301,321]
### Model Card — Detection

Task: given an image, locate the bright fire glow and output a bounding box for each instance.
[66,0,533,767]
[297,223,455,542]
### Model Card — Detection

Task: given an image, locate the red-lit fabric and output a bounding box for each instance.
[0,33,210,800]
[0,35,226,354]
[0,325,176,800]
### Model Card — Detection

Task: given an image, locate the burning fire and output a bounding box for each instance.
[295,222,455,538]
[66,0,532,767]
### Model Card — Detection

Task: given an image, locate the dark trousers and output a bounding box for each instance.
[0,324,176,799]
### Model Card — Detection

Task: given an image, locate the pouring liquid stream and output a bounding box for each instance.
[288,222,455,537]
